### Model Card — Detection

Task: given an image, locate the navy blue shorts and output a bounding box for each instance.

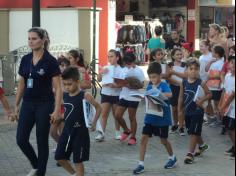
[224,116,235,131]
[185,114,204,136]
[118,99,139,109]
[211,90,222,101]
[101,94,119,104]
[142,124,169,139]
[170,84,180,106]
[55,127,90,163]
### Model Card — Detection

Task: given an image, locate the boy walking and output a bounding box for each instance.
[178,58,212,164]
[55,67,102,176]
[133,62,177,175]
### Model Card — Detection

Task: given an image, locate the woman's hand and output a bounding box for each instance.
[50,110,61,124]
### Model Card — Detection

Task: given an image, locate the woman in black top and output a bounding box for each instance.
[14,27,62,176]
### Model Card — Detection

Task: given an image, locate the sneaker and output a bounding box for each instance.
[26,169,37,176]
[115,131,121,140]
[184,153,194,164]
[133,165,144,175]
[170,125,179,134]
[164,156,178,169]
[128,138,137,146]
[225,146,235,155]
[230,152,235,160]
[120,130,131,142]
[221,127,227,135]
[95,133,105,142]
[194,144,210,157]
[179,128,186,136]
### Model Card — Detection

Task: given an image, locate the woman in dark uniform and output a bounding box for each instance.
[14,27,62,176]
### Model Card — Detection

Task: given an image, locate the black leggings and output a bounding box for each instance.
[16,101,54,176]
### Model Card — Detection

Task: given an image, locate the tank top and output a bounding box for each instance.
[63,91,86,130]
[183,79,204,116]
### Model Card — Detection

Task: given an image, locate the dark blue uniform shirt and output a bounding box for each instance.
[19,50,61,102]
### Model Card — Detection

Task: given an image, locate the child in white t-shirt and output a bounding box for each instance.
[219,56,235,159]
[95,49,123,141]
[115,52,145,146]
[206,46,225,127]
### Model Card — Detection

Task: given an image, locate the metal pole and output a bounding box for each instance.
[32,0,41,27]
[92,0,97,95]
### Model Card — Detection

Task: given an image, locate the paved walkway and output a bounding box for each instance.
[0,96,235,176]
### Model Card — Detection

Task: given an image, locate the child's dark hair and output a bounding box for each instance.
[109,49,123,66]
[228,55,235,62]
[171,48,182,61]
[147,62,162,75]
[186,58,200,68]
[150,48,165,62]
[123,52,136,64]
[61,66,80,81]
[68,49,85,67]
[213,45,225,58]
[154,26,163,36]
[58,56,70,66]
[201,39,211,51]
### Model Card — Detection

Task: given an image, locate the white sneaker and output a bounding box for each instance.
[95,133,105,142]
[26,169,37,176]
[115,131,121,140]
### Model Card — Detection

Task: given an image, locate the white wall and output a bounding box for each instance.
[9,9,79,51]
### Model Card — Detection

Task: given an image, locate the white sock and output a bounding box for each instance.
[169,155,176,160]
[138,161,144,166]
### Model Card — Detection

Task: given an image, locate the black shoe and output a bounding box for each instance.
[184,153,194,164]
[225,146,235,155]
[221,127,227,135]
[195,144,210,157]
[179,128,186,136]
[230,151,235,160]
[170,125,179,134]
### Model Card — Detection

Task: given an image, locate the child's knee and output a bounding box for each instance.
[161,138,168,146]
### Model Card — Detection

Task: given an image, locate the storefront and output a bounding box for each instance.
[199,0,235,39]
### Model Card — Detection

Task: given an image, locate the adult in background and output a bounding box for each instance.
[14,27,62,176]
[165,29,185,50]
[146,26,165,61]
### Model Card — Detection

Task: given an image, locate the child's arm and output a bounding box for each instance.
[0,94,12,119]
[171,70,187,80]
[14,77,25,121]
[84,92,102,131]
[219,91,235,113]
[205,59,216,72]
[196,82,212,108]
[178,83,184,117]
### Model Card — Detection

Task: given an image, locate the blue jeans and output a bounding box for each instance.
[16,101,54,176]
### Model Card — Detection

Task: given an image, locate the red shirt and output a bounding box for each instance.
[0,87,4,97]
[222,61,230,75]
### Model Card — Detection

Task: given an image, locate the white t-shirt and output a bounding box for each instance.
[199,52,213,82]
[171,65,186,86]
[224,73,235,119]
[101,65,123,96]
[208,57,224,90]
[120,66,145,102]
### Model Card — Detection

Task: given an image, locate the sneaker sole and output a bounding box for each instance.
[165,161,178,169]
[133,170,144,175]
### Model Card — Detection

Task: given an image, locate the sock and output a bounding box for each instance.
[138,161,144,166]
[71,174,76,176]
[169,155,176,160]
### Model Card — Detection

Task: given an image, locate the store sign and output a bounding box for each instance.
[125,15,133,23]
[188,10,196,21]
[199,0,234,6]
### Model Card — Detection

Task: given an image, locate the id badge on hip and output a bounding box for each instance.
[27,78,34,88]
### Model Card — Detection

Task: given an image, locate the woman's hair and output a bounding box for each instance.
[123,52,136,64]
[68,49,85,67]
[171,48,182,61]
[154,26,163,36]
[150,48,165,62]
[109,49,123,66]
[209,23,223,34]
[58,56,70,66]
[28,27,50,50]
[213,45,225,58]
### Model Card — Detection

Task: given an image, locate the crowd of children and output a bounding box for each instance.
[1,24,235,176]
